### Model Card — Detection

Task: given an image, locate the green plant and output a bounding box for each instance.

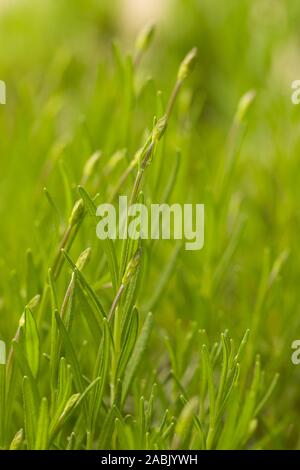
[0,26,278,450]
[1,0,296,450]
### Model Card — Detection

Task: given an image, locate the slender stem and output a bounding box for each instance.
[166,79,182,120]
[129,169,143,206]
[60,272,75,322]
[109,77,181,204]
[6,322,22,376]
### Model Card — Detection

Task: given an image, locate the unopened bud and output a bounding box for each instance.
[152,115,167,142]
[0,339,6,365]
[122,249,141,286]
[27,294,41,310]
[69,199,85,226]
[177,47,198,82]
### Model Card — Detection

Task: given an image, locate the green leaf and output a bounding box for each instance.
[255,373,279,416]
[202,344,216,449]
[24,307,40,378]
[161,150,181,202]
[12,339,39,404]
[89,318,111,432]
[22,376,38,449]
[75,376,102,409]
[234,356,261,446]
[59,159,73,217]
[26,249,41,300]
[48,269,60,397]
[119,194,143,283]
[61,271,77,330]
[173,396,198,449]
[49,393,80,441]
[98,405,121,449]
[51,358,72,429]
[217,383,240,449]
[121,250,142,326]
[112,40,125,79]
[0,362,6,448]
[144,243,180,312]
[215,333,229,414]
[55,312,85,396]
[43,187,61,231]
[76,282,102,343]
[62,249,106,318]
[9,428,24,450]
[58,358,71,395]
[34,397,49,450]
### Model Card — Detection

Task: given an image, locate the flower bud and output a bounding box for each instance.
[75,247,91,271]
[177,47,198,82]
[135,23,155,53]
[27,294,41,310]
[122,249,141,286]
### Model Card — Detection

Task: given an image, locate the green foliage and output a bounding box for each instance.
[0,0,297,450]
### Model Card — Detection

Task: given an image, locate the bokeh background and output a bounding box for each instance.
[1,0,300,449]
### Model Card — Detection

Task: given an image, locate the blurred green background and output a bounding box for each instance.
[1,0,300,449]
